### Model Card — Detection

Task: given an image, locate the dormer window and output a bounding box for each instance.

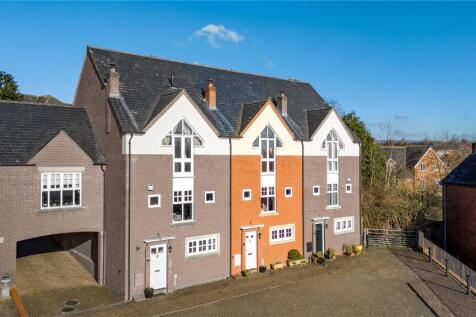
[162,119,204,176]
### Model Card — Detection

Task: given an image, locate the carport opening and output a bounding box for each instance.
[17,232,99,282]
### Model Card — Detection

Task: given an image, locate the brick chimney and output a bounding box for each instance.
[205,79,216,109]
[277,91,288,116]
[108,63,120,98]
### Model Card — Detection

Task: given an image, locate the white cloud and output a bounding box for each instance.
[193,24,244,48]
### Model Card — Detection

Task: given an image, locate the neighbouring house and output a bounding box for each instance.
[442,144,476,270]
[69,46,361,300]
[0,100,105,286]
[380,145,445,191]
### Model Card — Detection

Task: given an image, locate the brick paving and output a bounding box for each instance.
[79,248,435,317]
[393,248,476,317]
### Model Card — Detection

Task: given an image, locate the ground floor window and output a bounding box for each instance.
[334,216,354,234]
[185,234,219,257]
[269,224,295,244]
[41,172,81,209]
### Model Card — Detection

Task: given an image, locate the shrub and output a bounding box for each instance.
[344,244,353,256]
[325,248,336,259]
[352,244,357,254]
[241,270,250,277]
[288,249,303,260]
[312,251,325,263]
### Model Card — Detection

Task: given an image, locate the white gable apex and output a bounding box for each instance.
[124,93,229,155]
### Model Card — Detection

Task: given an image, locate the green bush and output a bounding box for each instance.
[312,251,325,263]
[352,244,357,254]
[241,270,250,277]
[325,248,336,259]
[288,249,303,260]
[344,244,353,256]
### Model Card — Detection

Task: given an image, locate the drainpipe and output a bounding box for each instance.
[359,144,363,243]
[127,133,133,300]
[443,184,447,250]
[101,164,107,286]
[228,137,232,276]
[301,140,305,255]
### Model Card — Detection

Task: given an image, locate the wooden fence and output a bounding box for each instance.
[364,228,417,248]
[418,231,475,294]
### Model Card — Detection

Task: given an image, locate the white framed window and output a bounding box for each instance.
[261,186,275,212]
[324,130,342,173]
[270,224,295,244]
[284,187,293,198]
[345,184,352,194]
[327,183,339,207]
[313,185,320,196]
[185,234,219,257]
[420,163,426,171]
[41,172,81,209]
[433,164,439,172]
[255,125,282,174]
[334,216,354,234]
[148,194,161,208]
[204,191,215,204]
[242,189,252,201]
[162,120,204,177]
[173,190,193,222]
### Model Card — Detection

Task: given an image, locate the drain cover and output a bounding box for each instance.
[61,306,75,313]
[64,299,80,306]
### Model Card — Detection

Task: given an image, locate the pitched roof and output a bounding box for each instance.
[0,100,105,165]
[380,146,407,167]
[87,46,331,139]
[306,107,332,138]
[442,153,476,186]
[236,99,268,134]
[405,146,431,167]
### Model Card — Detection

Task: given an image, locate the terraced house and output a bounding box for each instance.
[4,46,362,300]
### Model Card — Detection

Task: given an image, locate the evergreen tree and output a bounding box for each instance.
[0,71,23,101]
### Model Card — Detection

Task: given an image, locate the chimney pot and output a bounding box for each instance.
[472,142,476,154]
[277,91,288,116]
[108,64,120,98]
[205,79,216,109]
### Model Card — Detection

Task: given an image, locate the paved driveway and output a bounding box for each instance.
[16,251,119,317]
[79,248,437,317]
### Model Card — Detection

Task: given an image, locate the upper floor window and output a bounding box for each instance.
[327,183,339,207]
[173,190,193,222]
[420,163,426,171]
[41,172,81,209]
[253,125,282,174]
[162,120,203,177]
[323,130,343,173]
[261,186,275,212]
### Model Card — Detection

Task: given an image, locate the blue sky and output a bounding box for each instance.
[2,2,475,140]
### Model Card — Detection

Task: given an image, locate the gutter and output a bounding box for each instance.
[127,133,133,300]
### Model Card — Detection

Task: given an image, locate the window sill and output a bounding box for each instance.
[39,206,84,213]
[326,206,341,210]
[259,211,279,217]
[270,238,295,245]
[334,229,354,235]
[171,220,197,227]
[185,251,220,259]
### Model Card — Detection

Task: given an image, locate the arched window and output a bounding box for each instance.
[324,130,342,173]
[162,119,203,176]
[253,125,282,174]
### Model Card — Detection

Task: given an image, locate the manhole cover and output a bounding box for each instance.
[61,306,75,313]
[64,299,80,306]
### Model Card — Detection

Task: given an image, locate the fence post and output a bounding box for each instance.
[365,228,369,248]
[467,273,471,295]
[445,258,449,277]
[429,246,432,263]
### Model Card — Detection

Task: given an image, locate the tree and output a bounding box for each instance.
[0,71,23,101]
[342,112,386,187]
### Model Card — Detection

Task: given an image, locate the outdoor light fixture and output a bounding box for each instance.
[325,224,328,229]
[258,232,262,239]
[168,245,173,253]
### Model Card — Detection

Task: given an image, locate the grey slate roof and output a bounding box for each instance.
[0,101,105,165]
[405,146,430,168]
[87,46,332,139]
[380,145,431,168]
[307,108,332,138]
[442,153,476,186]
[237,99,268,134]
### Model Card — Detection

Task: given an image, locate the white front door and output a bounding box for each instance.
[149,244,167,290]
[245,231,257,270]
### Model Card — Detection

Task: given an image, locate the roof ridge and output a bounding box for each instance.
[307,106,332,113]
[87,45,310,84]
[0,99,73,108]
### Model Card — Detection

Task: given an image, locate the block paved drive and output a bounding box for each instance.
[393,248,476,317]
[79,248,437,317]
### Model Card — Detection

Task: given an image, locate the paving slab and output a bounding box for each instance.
[0,299,18,317]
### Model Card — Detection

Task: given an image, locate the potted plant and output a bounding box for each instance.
[353,244,363,255]
[311,251,325,264]
[344,244,354,256]
[325,248,336,260]
[144,287,154,299]
[259,265,267,273]
[286,249,307,267]
[241,269,250,277]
